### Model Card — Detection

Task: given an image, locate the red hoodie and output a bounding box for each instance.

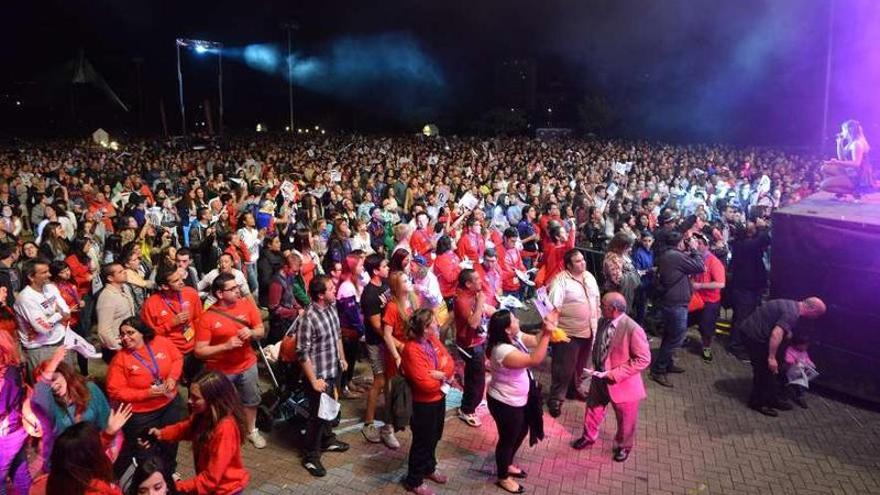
[158,415,249,495]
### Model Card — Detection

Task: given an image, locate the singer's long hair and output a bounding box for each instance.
[843,119,865,142]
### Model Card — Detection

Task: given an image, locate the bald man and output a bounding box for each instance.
[571,292,651,463]
[739,297,826,417]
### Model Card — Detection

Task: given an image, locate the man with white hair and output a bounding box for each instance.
[572,292,650,463]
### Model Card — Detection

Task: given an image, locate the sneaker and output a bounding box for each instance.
[702,347,714,363]
[667,364,686,374]
[341,386,361,399]
[302,459,326,477]
[362,423,381,443]
[457,410,482,427]
[322,440,350,452]
[380,424,401,449]
[248,428,267,449]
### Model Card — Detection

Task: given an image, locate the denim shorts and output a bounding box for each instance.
[225,363,261,407]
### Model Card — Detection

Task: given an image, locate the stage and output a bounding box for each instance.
[777,191,880,227]
[771,191,880,402]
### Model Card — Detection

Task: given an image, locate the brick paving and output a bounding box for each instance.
[168,331,880,495]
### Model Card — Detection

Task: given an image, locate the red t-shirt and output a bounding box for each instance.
[409,229,434,263]
[453,288,494,348]
[433,251,461,298]
[106,335,184,413]
[694,252,726,303]
[141,287,203,355]
[195,298,262,374]
[382,298,412,378]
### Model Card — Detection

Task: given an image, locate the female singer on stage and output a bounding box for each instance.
[821,119,873,201]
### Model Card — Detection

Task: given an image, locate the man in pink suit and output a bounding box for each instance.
[571,292,651,462]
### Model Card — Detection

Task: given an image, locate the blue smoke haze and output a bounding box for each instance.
[230,33,447,122]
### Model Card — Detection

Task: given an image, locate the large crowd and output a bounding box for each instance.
[0,132,830,495]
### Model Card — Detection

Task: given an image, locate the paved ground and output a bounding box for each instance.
[166,329,880,495]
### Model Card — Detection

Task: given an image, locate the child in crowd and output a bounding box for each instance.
[784,334,817,409]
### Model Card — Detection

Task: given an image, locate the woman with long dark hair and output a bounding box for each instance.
[39,221,68,262]
[399,309,454,495]
[147,370,250,495]
[486,309,553,494]
[106,317,185,478]
[821,119,874,201]
[126,456,175,495]
[46,422,123,495]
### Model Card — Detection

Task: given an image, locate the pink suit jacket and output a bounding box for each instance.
[599,314,652,404]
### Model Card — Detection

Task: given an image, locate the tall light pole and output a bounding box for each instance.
[176,38,224,137]
[820,0,836,150]
[282,22,299,133]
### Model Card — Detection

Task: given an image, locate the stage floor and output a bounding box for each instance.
[776,191,880,227]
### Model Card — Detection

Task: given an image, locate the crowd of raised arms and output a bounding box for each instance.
[0,133,818,495]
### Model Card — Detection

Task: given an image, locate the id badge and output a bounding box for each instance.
[440,382,451,395]
[183,326,195,341]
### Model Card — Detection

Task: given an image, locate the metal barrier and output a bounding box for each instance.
[576,246,607,288]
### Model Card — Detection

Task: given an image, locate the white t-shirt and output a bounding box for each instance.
[238,227,261,263]
[488,335,530,407]
[14,284,70,349]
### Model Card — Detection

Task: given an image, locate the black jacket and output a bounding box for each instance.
[656,248,705,307]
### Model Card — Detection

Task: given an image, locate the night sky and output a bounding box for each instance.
[1,0,877,144]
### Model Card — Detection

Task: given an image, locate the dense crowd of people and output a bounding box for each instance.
[0,132,832,494]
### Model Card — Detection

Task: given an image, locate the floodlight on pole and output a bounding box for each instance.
[175,38,225,137]
[281,21,300,135]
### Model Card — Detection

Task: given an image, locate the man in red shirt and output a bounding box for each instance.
[195,272,267,448]
[452,269,495,428]
[456,216,485,264]
[141,265,204,383]
[691,233,726,363]
[409,211,435,265]
[498,227,528,300]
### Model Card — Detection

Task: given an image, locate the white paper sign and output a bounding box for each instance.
[458,192,479,211]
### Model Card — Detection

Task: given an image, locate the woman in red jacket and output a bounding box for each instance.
[106,317,185,478]
[535,221,575,287]
[64,236,95,299]
[148,370,249,495]
[45,422,126,495]
[400,309,454,495]
[431,236,461,308]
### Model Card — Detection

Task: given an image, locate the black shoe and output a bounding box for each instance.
[701,348,714,363]
[303,459,327,477]
[792,396,808,409]
[771,400,793,411]
[547,401,562,418]
[322,440,350,452]
[750,405,778,417]
[571,436,595,450]
[613,447,631,462]
[667,364,686,374]
[650,372,673,388]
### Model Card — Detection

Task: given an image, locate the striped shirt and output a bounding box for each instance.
[295,303,341,380]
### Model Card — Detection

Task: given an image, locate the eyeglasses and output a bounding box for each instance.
[221,285,240,293]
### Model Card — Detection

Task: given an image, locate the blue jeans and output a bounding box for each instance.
[651,305,689,374]
[245,262,259,298]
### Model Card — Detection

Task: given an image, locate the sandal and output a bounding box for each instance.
[495,480,525,494]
